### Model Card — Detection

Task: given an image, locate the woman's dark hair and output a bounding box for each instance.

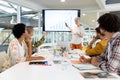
[97,13,120,32]
[95,27,105,36]
[12,23,26,39]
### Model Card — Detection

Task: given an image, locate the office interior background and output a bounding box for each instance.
[0,0,120,50]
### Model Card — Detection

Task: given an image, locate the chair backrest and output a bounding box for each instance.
[0,45,8,52]
[57,42,70,51]
[0,51,11,72]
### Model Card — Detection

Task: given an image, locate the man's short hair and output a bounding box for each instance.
[97,13,120,32]
[12,23,26,39]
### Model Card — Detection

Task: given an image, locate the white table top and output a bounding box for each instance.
[0,61,83,80]
[0,50,119,80]
[0,61,119,80]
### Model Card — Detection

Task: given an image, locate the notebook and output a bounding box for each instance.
[80,71,118,80]
[72,64,98,70]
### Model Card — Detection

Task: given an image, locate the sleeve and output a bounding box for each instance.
[8,41,23,65]
[32,36,45,48]
[98,40,120,73]
[86,42,103,56]
[80,26,84,35]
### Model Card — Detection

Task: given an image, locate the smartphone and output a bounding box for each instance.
[29,61,48,65]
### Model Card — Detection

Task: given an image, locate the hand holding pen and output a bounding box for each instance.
[79,56,91,63]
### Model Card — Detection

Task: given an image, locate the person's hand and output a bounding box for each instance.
[25,36,32,47]
[25,37,32,44]
[79,56,87,63]
[34,56,45,60]
[91,57,99,67]
[93,36,99,41]
[27,37,32,42]
[90,36,98,45]
[73,32,78,35]
[26,56,45,61]
[79,56,91,63]
[42,32,47,38]
[25,32,32,42]
[75,32,81,36]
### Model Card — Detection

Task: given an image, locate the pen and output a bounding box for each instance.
[72,65,81,70]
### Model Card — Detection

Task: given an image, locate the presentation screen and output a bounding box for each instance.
[42,9,80,32]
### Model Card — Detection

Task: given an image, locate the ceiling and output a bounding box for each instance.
[106,0,120,4]
[28,0,100,10]
[5,0,105,11]
[27,0,105,28]
[4,0,120,28]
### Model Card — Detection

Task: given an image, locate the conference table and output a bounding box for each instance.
[0,49,119,80]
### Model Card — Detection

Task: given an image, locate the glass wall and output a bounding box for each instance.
[0,0,97,50]
[21,7,38,27]
[0,1,17,24]
[21,7,41,43]
[0,0,17,45]
[44,32,72,44]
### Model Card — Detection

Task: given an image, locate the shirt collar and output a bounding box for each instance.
[111,32,120,39]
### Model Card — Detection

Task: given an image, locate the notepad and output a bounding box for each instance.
[80,71,117,79]
[72,64,98,70]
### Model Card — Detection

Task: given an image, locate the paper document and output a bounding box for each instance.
[72,64,98,70]
[80,71,118,80]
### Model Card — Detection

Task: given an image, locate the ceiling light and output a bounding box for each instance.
[82,13,86,16]
[92,20,95,22]
[61,0,66,2]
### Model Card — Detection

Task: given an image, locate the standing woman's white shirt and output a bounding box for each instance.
[71,26,84,44]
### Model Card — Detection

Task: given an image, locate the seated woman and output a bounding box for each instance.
[7,23,44,66]
[25,26,46,57]
[85,27,108,57]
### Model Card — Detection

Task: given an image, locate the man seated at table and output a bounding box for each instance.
[79,13,120,76]
[7,23,45,66]
[85,27,108,57]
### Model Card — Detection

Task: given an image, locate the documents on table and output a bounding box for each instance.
[72,64,98,70]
